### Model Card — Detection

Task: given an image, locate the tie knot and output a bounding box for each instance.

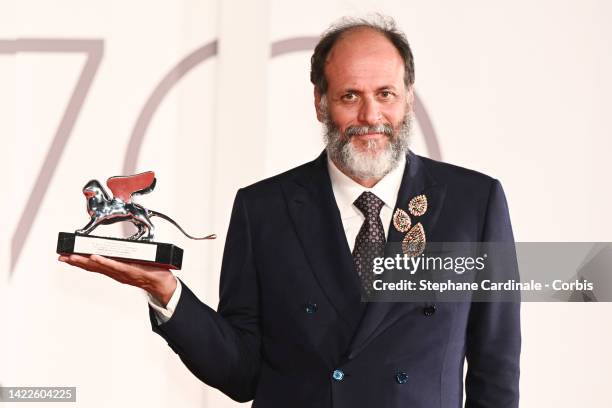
[354,191,385,218]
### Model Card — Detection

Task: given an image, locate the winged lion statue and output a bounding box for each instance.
[75,171,215,242]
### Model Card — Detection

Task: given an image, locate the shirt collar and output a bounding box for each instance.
[327,153,406,219]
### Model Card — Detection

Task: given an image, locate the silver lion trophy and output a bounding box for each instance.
[56,171,215,269]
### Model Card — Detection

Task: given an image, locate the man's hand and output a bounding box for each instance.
[58,254,177,306]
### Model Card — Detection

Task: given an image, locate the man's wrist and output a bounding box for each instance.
[146,273,177,307]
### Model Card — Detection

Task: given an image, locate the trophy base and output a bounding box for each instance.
[56,232,183,270]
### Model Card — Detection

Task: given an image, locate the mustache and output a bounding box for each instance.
[345,123,394,137]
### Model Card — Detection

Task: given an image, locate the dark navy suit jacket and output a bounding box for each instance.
[150,150,521,407]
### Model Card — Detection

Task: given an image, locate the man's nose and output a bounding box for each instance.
[357,97,381,125]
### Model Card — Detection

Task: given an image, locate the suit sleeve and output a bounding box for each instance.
[149,189,261,403]
[464,179,521,408]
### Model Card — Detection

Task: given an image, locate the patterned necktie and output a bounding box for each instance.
[353,191,386,297]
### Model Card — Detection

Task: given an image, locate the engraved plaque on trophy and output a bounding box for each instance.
[56,171,215,270]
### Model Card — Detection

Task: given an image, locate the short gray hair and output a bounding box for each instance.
[310,14,415,94]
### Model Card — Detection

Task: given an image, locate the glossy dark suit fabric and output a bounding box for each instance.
[150,150,521,407]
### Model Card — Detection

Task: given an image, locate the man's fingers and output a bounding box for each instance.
[59,254,122,278]
[59,254,166,289]
[67,254,89,263]
[61,254,127,275]
[62,254,98,269]
[90,254,133,273]
[59,255,105,274]
[59,253,174,297]
[61,254,95,267]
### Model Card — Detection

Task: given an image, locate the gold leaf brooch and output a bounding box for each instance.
[393,194,429,257]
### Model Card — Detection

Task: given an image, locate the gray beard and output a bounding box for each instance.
[322,106,412,180]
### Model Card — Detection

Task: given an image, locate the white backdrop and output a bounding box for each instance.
[1,1,611,407]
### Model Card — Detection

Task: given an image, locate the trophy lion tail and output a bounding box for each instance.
[148,210,216,240]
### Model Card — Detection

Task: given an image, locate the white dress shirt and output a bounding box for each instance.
[327,154,406,252]
[148,154,407,324]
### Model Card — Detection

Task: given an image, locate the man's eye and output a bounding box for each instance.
[342,93,357,101]
[380,91,394,98]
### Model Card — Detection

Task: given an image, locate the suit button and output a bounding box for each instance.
[332,369,345,381]
[395,371,408,384]
[305,302,318,314]
[423,305,437,316]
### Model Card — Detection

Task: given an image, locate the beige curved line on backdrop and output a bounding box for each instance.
[1,39,104,276]
[123,41,218,176]
[120,41,218,237]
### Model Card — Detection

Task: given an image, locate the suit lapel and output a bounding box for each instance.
[282,152,366,336]
[347,151,447,360]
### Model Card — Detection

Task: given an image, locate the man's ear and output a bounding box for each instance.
[314,87,324,123]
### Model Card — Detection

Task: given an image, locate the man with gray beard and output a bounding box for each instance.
[60,15,520,408]
[320,95,412,182]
